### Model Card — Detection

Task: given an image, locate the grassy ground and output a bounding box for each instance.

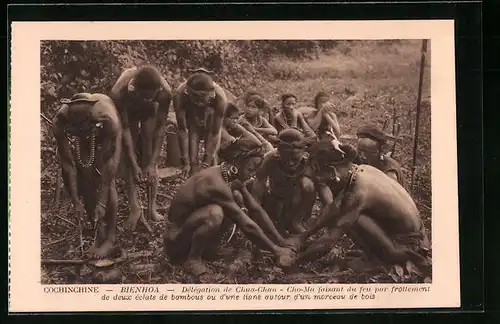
[40,40,432,285]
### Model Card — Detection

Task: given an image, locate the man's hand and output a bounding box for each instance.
[275,246,297,269]
[230,179,244,191]
[142,165,156,184]
[283,235,304,254]
[181,164,191,178]
[133,164,143,183]
[74,201,86,222]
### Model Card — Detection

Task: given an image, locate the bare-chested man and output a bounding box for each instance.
[251,128,317,235]
[220,102,270,152]
[298,91,342,140]
[274,93,317,139]
[109,65,173,231]
[163,137,295,280]
[174,70,237,177]
[284,140,430,272]
[239,91,279,146]
[356,124,408,190]
[52,93,122,258]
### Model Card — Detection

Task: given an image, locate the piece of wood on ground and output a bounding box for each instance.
[158,167,182,180]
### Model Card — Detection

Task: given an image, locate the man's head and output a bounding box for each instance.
[314,91,330,109]
[219,137,265,181]
[128,65,163,106]
[281,93,297,115]
[308,139,358,183]
[244,92,265,119]
[277,128,309,168]
[185,72,216,107]
[64,94,100,137]
[223,103,241,130]
[356,124,388,163]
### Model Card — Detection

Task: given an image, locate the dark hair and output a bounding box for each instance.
[135,65,162,90]
[281,93,297,103]
[308,140,358,165]
[224,102,241,119]
[186,73,214,91]
[314,91,329,108]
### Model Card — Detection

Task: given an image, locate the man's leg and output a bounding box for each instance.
[189,126,200,174]
[354,215,428,267]
[183,204,224,277]
[92,180,118,258]
[148,165,165,222]
[289,177,316,234]
[123,167,142,231]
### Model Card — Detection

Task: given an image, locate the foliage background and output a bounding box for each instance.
[40,40,431,284]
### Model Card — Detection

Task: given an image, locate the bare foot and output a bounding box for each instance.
[92,241,115,259]
[149,209,165,222]
[123,208,141,232]
[184,259,210,280]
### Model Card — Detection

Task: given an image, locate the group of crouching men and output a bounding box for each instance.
[51,65,431,282]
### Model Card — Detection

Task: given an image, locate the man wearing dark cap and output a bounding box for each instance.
[174,69,237,178]
[356,124,408,190]
[251,128,317,235]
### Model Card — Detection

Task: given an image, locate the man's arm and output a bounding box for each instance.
[251,151,275,202]
[96,118,122,207]
[274,112,289,130]
[323,111,341,138]
[149,88,172,167]
[52,111,80,206]
[234,124,262,147]
[317,183,334,205]
[297,112,317,138]
[209,188,280,254]
[238,183,285,245]
[254,118,278,136]
[203,93,227,166]
[173,88,190,167]
[298,191,364,262]
[109,86,140,173]
[242,124,273,152]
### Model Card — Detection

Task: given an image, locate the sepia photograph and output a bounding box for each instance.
[39,38,432,285]
[10,20,459,312]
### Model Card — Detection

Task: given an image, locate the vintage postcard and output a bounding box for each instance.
[9,20,459,312]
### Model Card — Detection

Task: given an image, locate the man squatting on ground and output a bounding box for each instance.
[283,139,431,272]
[174,70,237,178]
[52,93,122,258]
[163,136,296,279]
[251,128,318,236]
[109,65,173,232]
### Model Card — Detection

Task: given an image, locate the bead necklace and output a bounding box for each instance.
[75,128,96,168]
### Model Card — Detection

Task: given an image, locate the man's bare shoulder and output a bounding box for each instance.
[176,80,188,93]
